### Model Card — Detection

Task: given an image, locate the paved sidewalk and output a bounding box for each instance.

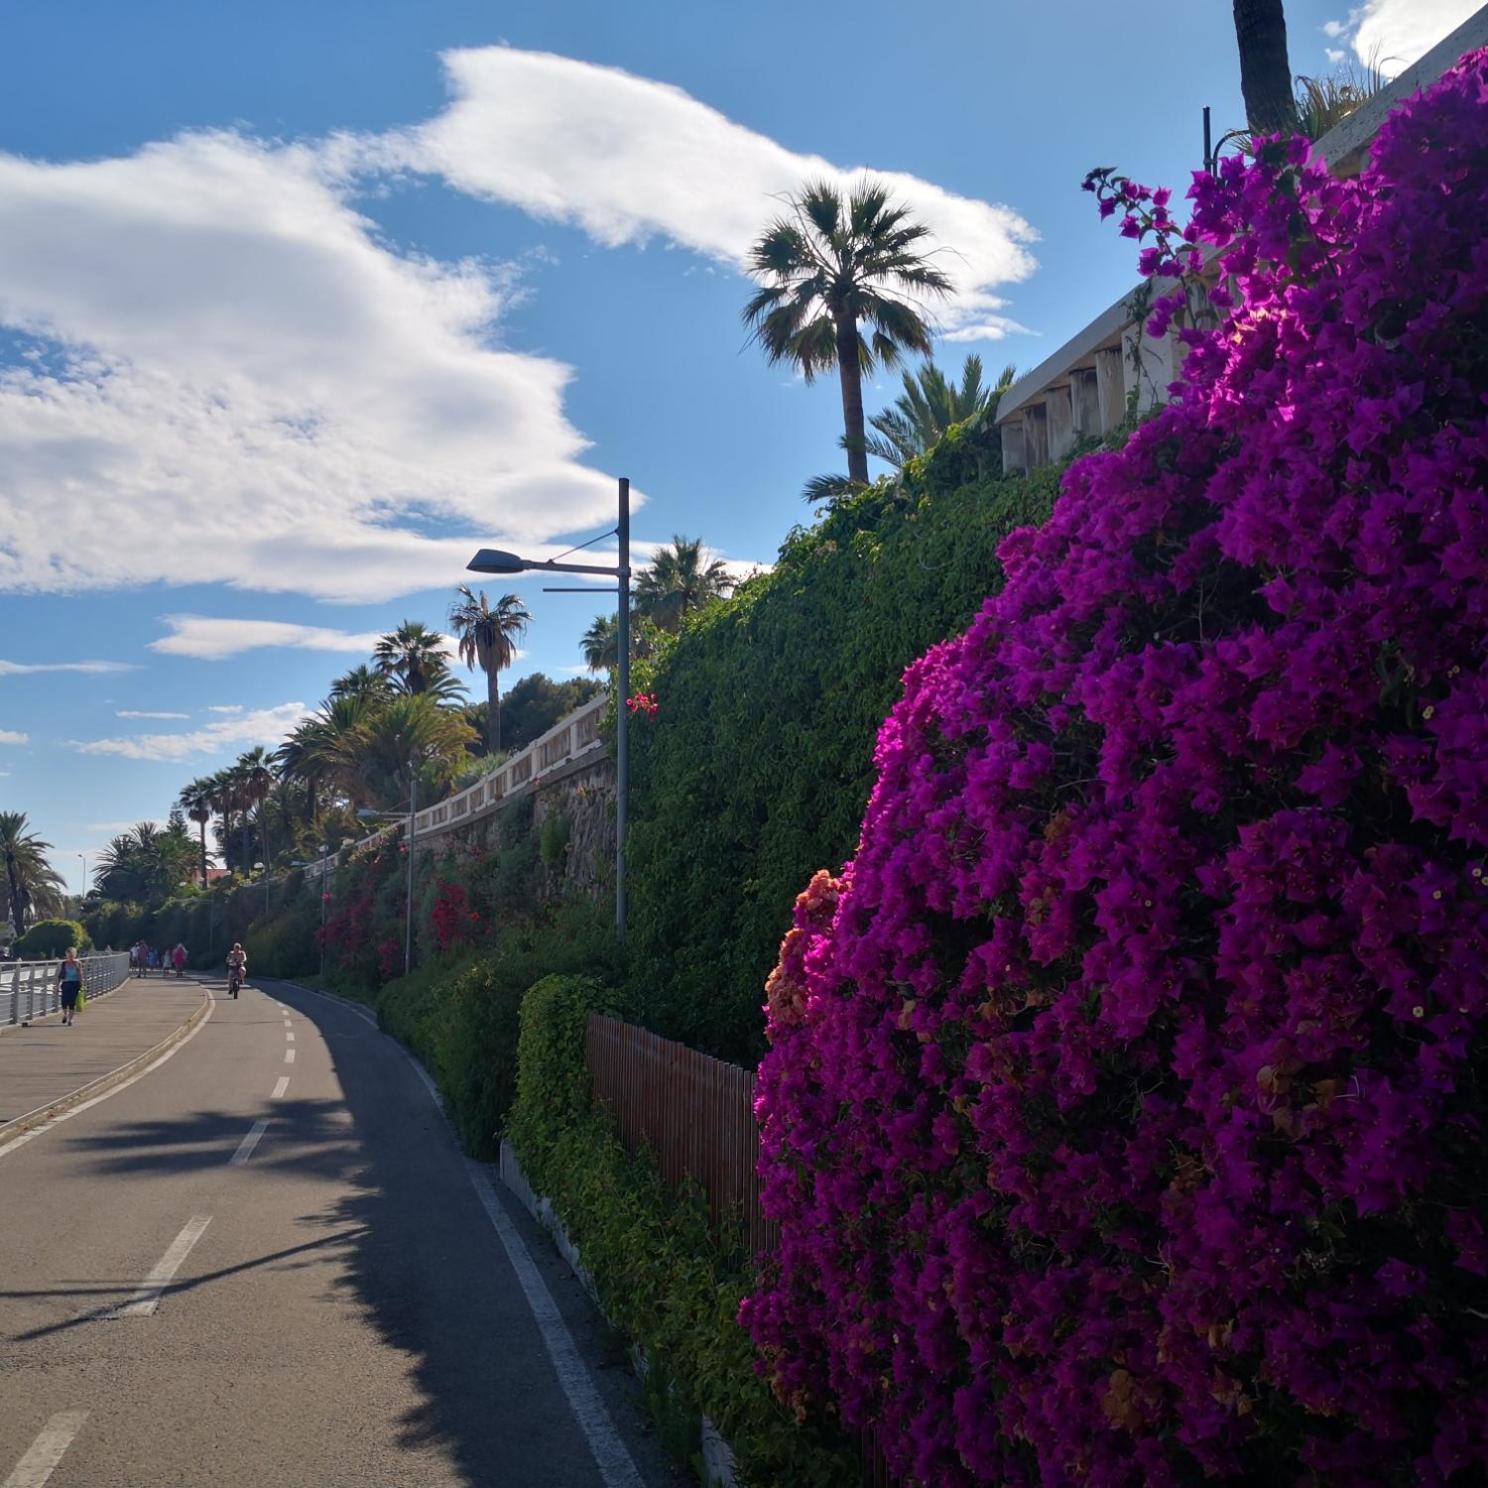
[0,974,209,1129]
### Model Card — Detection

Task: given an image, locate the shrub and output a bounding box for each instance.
[538,809,571,874]
[746,56,1488,1488]
[244,899,319,978]
[625,428,1068,1063]
[508,975,854,1487]
[16,918,90,957]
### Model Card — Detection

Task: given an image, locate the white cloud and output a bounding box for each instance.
[69,701,310,762]
[0,658,133,675]
[1340,0,1478,75]
[0,131,621,603]
[116,709,190,719]
[1322,19,1347,37]
[378,48,1037,342]
[1326,47,1349,63]
[151,615,386,660]
[0,729,30,744]
[206,704,244,715]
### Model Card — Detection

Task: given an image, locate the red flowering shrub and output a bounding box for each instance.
[745,55,1488,1487]
[430,877,482,956]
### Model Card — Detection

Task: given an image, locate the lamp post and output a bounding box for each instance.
[357,757,418,977]
[467,475,632,944]
[76,853,88,908]
[253,861,268,917]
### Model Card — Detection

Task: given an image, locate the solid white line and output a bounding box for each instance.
[0,994,214,1163]
[229,1119,270,1167]
[283,981,645,1488]
[271,1076,290,1099]
[284,1048,295,1064]
[1,1411,89,1488]
[112,1216,211,1318]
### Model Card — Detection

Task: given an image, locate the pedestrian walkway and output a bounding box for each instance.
[0,975,209,1134]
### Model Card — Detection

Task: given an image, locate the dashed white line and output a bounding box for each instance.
[284,1048,295,1064]
[285,1030,295,1042]
[2,1410,89,1488]
[111,1216,211,1318]
[229,1119,270,1167]
[271,1076,290,1099]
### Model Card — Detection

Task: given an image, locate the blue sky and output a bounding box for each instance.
[0,0,1469,892]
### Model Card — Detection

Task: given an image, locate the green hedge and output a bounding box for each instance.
[373,899,621,1158]
[508,974,854,1487]
[15,918,91,957]
[626,417,1067,1062]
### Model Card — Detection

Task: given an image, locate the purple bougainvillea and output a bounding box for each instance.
[745,52,1488,1487]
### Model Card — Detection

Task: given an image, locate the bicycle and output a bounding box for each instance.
[227,968,243,999]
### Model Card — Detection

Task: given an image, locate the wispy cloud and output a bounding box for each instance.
[69,701,310,762]
[0,658,133,676]
[151,615,386,661]
[117,709,190,719]
[374,48,1038,344]
[0,728,28,745]
[206,704,245,715]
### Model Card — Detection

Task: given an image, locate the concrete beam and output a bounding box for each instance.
[1047,384,1075,461]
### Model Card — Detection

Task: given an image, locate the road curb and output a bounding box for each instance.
[0,981,214,1147]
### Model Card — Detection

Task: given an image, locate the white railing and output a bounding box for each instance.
[304,691,609,878]
[2,951,132,1026]
[994,7,1488,472]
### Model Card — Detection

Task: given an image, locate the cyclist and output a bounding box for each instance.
[226,943,248,999]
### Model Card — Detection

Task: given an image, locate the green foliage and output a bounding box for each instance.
[469,672,603,756]
[626,417,1067,1062]
[244,895,320,978]
[509,975,854,1488]
[538,810,571,873]
[376,899,621,1157]
[15,917,91,957]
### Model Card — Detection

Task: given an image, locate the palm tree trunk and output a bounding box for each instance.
[240,815,250,875]
[5,856,24,940]
[1233,0,1297,135]
[835,314,869,486]
[488,667,501,755]
[199,822,208,889]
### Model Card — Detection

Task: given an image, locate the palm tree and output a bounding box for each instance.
[1233,0,1298,135]
[94,821,194,905]
[329,664,393,701]
[744,179,952,488]
[803,357,1018,501]
[176,777,216,888]
[239,747,275,870]
[374,622,462,701]
[449,586,531,755]
[582,614,620,673]
[332,694,477,812]
[0,811,64,937]
[634,537,734,634]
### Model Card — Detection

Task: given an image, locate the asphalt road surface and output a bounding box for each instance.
[0,974,684,1488]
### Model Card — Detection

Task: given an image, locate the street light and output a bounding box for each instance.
[358,760,419,977]
[468,475,632,945]
[253,860,268,917]
[76,853,88,907]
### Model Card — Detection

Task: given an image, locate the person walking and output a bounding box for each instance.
[172,942,187,977]
[130,940,144,978]
[56,947,84,1026]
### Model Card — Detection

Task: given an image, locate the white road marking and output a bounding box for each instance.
[285,1030,295,1042]
[286,982,645,1488]
[229,1119,270,1167]
[112,1216,211,1318]
[2,1411,88,1488]
[284,1048,295,1064]
[271,1076,290,1099]
[0,995,214,1164]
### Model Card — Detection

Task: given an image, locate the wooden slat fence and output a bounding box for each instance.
[583,1013,899,1488]
[584,1012,778,1259]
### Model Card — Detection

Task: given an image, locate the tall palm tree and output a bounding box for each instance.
[0,811,64,937]
[374,622,462,701]
[239,747,275,870]
[634,537,734,634]
[176,777,216,888]
[449,586,531,755]
[1233,0,1298,135]
[582,614,620,673]
[744,179,952,488]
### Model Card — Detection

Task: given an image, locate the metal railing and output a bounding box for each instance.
[3,951,132,1026]
[303,692,609,878]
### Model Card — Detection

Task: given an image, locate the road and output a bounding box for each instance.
[0,974,683,1488]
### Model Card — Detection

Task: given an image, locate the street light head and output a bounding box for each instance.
[468,547,526,575]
